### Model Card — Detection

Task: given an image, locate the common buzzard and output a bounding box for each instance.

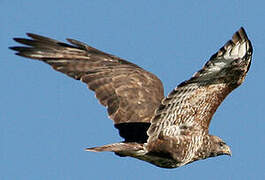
[10,27,252,168]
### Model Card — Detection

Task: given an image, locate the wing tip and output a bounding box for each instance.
[231,27,249,44]
[26,32,50,41]
[211,27,252,60]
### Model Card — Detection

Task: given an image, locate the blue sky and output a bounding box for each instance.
[2,1,265,179]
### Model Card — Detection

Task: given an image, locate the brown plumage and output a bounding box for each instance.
[10,27,252,168]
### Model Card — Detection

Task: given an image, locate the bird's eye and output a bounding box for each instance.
[219,142,226,147]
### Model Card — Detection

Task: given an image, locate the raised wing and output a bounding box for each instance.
[147,27,252,142]
[10,33,164,142]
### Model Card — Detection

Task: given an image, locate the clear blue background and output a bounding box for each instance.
[2,1,264,179]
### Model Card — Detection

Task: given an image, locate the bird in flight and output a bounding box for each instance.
[10,27,252,168]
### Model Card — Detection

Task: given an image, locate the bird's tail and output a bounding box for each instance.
[85,142,146,157]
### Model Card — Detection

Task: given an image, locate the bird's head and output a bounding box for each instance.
[208,135,232,157]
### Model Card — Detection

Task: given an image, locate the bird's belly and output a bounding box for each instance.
[133,153,184,169]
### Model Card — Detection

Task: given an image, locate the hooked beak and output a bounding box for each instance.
[223,145,232,157]
[217,145,232,157]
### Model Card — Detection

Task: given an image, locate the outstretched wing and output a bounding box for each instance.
[10,33,164,141]
[147,27,252,142]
